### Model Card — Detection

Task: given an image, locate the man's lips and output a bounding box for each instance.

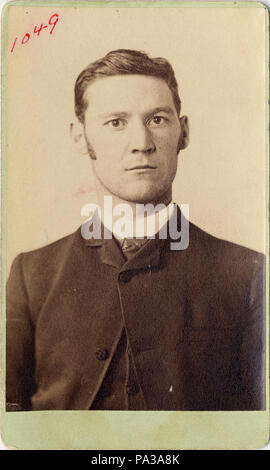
[126,165,157,171]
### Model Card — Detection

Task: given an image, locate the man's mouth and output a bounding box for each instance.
[126,165,157,171]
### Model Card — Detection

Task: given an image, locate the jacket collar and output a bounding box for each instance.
[86,233,165,272]
[82,206,182,271]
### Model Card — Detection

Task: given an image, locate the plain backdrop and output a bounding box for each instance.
[5,4,267,273]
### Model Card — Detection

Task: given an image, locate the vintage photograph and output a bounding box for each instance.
[2,0,268,449]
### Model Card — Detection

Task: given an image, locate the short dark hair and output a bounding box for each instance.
[74,49,181,123]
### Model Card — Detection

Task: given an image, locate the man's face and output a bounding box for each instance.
[82,74,188,204]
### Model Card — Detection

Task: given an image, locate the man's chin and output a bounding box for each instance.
[115,187,170,205]
[97,179,172,205]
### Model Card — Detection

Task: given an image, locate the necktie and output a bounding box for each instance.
[120,238,149,260]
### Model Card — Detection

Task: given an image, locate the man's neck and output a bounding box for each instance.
[95,189,174,239]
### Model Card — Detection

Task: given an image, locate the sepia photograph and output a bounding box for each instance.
[1,0,269,450]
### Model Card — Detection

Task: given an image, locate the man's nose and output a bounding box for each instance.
[129,122,156,154]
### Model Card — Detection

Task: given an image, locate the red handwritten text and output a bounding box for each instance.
[10,13,59,53]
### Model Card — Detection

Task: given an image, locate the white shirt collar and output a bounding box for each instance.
[102,202,175,240]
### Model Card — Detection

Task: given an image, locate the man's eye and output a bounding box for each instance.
[149,116,166,126]
[108,119,125,129]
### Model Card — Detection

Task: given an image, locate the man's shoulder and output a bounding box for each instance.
[12,227,83,272]
[186,221,265,282]
[189,220,264,259]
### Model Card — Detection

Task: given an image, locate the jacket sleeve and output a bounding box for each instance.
[6,254,35,411]
[240,253,266,410]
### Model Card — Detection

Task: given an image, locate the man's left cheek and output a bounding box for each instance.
[156,140,171,152]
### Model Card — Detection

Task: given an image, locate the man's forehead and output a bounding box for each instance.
[83,74,176,115]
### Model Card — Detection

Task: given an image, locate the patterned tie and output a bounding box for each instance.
[120,238,149,260]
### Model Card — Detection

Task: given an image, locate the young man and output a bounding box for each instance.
[6,49,265,411]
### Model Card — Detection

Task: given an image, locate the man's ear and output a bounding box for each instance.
[70,121,89,155]
[177,115,189,152]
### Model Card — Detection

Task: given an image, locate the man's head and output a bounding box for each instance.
[71,49,189,205]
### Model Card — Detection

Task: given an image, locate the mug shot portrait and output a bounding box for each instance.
[5,46,266,413]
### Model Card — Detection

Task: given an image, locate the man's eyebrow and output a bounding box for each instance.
[146,106,175,116]
[98,112,129,120]
[98,107,175,120]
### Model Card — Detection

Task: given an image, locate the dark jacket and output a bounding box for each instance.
[6,214,265,411]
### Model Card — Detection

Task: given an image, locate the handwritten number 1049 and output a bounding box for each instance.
[11,14,59,53]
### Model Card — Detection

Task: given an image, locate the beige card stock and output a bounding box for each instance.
[1,1,269,450]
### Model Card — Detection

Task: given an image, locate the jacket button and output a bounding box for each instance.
[126,383,139,395]
[118,271,132,283]
[95,348,109,361]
